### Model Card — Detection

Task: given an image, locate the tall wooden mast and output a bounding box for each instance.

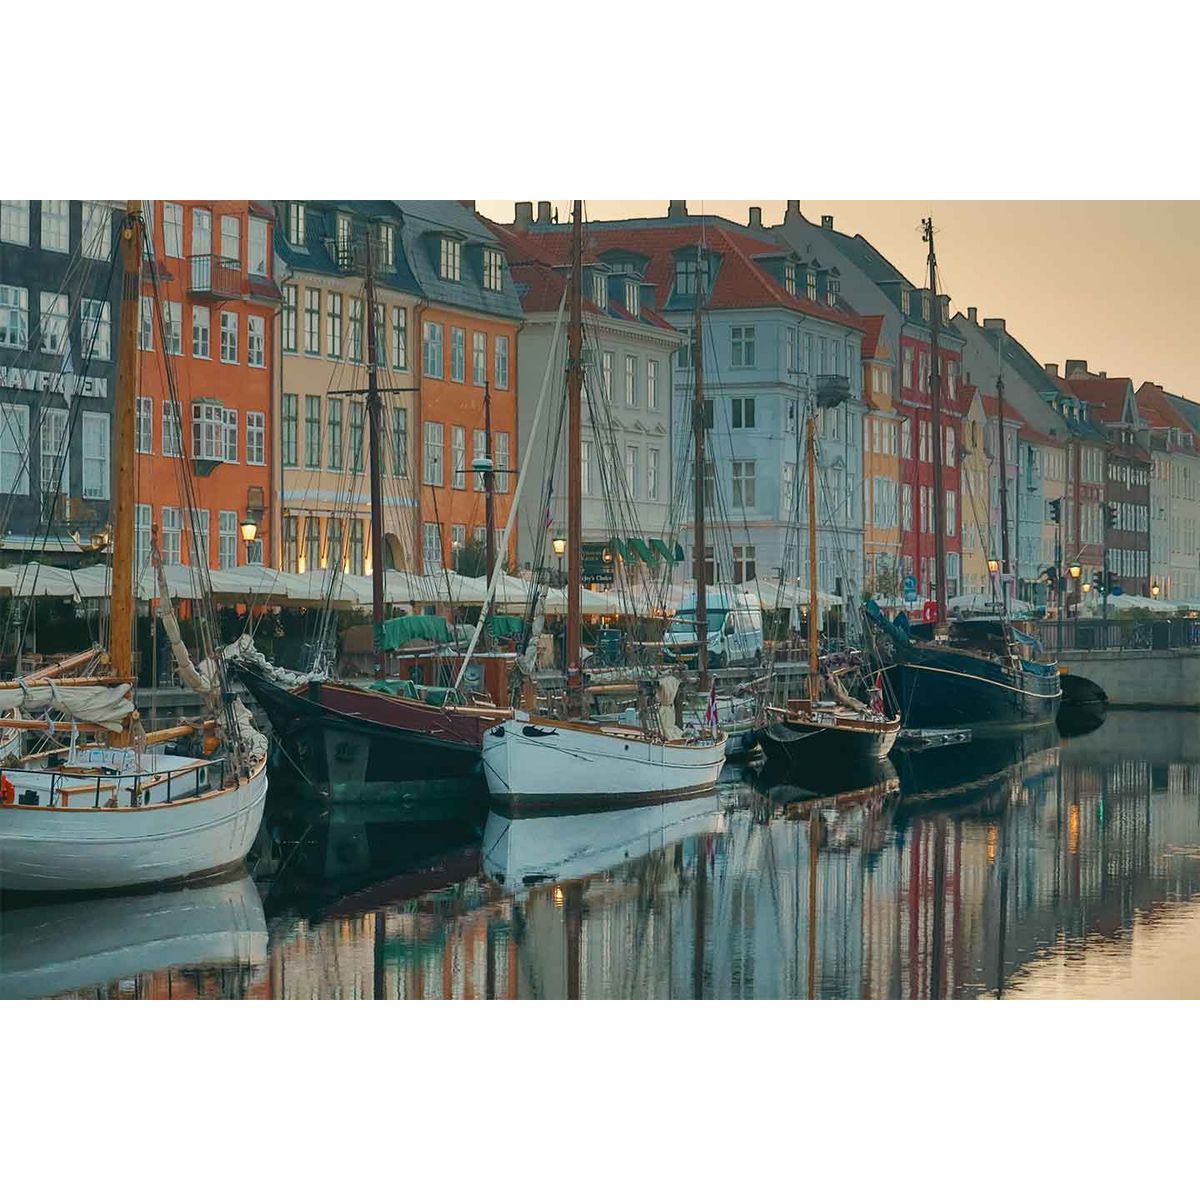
[364,236,387,678]
[806,400,820,702]
[565,201,584,714]
[111,201,143,691]
[923,217,949,628]
[996,367,1012,589]
[692,257,710,691]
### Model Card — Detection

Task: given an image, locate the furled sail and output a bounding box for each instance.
[0,681,135,731]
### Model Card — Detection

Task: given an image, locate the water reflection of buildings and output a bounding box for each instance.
[22,713,1200,999]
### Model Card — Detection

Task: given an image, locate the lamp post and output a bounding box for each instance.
[987,557,1000,607]
[1069,562,1082,621]
[1151,580,1161,600]
[552,533,566,587]
[240,515,258,564]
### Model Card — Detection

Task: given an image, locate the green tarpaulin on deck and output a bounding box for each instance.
[377,613,453,650]
[368,679,421,698]
[486,614,525,638]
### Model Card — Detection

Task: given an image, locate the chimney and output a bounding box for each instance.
[1065,359,1088,376]
[982,317,1006,332]
[966,306,977,324]
[785,201,802,221]
[748,205,762,230]
[668,200,688,219]
[821,214,834,229]
[461,200,476,213]
[1044,363,1059,377]
[1098,370,1106,379]
[514,202,532,231]
[536,201,552,224]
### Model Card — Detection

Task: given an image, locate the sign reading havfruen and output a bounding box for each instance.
[0,367,108,398]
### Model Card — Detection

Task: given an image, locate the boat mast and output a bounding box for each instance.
[923,217,949,628]
[111,201,142,715]
[995,363,1012,598]
[565,200,584,715]
[364,235,386,678]
[483,377,496,582]
[692,251,710,691]
[806,400,819,702]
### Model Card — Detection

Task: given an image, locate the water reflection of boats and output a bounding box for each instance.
[482,792,726,893]
[892,724,1058,812]
[0,871,266,1000]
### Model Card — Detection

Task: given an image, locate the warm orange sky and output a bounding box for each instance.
[477,201,1200,401]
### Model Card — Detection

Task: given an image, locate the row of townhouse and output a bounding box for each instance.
[4,198,1200,605]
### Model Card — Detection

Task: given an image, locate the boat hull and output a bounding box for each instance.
[758,716,898,771]
[0,758,268,894]
[482,718,727,811]
[885,647,1061,729]
[238,670,497,816]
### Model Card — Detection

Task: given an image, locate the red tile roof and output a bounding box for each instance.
[1135,381,1193,434]
[860,315,886,360]
[491,218,865,333]
[1062,375,1135,424]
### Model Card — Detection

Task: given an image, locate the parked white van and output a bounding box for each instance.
[662,586,764,669]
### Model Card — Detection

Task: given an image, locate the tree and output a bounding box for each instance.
[454,535,488,578]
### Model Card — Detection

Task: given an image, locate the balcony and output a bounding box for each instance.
[188,255,242,300]
[815,374,851,408]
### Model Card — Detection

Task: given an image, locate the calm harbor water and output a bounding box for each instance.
[4,710,1199,1000]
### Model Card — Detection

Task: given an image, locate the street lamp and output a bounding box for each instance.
[1151,581,1161,599]
[1068,563,1082,580]
[552,532,566,586]
[240,516,258,546]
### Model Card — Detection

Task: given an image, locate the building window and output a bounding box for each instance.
[159,400,181,457]
[732,460,756,509]
[422,522,442,572]
[378,222,394,267]
[593,271,608,309]
[156,300,179,357]
[784,263,797,296]
[472,331,486,386]
[80,298,111,359]
[732,545,757,583]
[473,429,486,490]
[919,420,930,463]
[392,405,408,477]
[495,431,511,494]
[647,447,660,500]
[192,401,236,463]
[423,320,443,378]
[826,276,840,307]
[0,403,29,494]
[624,280,640,317]
[305,395,321,469]
[731,326,755,367]
[41,292,68,354]
[136,295,154,351]
[622,354,637,406]
[624,444,639,499]
[303,516,320,572]
[647,359,659,411]
[220,311,238,363]
[134,504,152,569]
[348,298,363,361]
[247,314,265,367]
[162,507,183,566]
[326,518,343,572]
[248,216,269,278]
[452,424,466,489]
[601,350,613,400]
[782,461,795,514]
[483,248,504,291]
[806,271,818,303]
[287,202,306,246]
[191,207,212,259]
[39,407,68,501]
[280,515,297,571]
[281,394,298,467]
[217,510,238,569]
[946,490,956,537]
[190,507,211,565]
[392,306,407,369]
[135,395,153,454]
[450,326,465,382]
[581,440,592,495]
[80,202,110,260]
[282,285,297,352]
[439,238,461,281]
[81,411,109,499]
[902,345,914,390]
[220,214,240,267]
[191,305,210,359]
[40,200,69,252]
[731,397,755,429]
[349,400,364,473]
[944,425,955,465]
[246,411,265,465]
[0,285,28,349]
[304,288,321,355]
[323,397,341,469]
[674,257,709,296]
[495,334,510,389]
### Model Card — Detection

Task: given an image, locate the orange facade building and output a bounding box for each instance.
[136,201,279,572]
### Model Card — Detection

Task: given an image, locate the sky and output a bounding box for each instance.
[476,201,1200,402]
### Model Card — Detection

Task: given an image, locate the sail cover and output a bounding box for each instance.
[0,682,134,731]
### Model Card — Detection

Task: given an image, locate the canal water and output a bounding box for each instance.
[3,710,1199,1000]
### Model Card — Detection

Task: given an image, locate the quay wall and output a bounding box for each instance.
[1059,648,1200,710]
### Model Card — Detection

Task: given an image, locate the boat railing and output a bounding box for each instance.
[33,757,228,810]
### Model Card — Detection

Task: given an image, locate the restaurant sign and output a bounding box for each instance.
[0,366,109,399]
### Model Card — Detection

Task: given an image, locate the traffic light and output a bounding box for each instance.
[1091,569,1103,590]
[1048,498,1062,525]
[1104,502,1119,530]
[1106,570,1118,592]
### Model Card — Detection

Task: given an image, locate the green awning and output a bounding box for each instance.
[650,538,672,561]
[377,613,453,650]
[627,537,655,565]
[673,541,685,562]
[609,537,627,559]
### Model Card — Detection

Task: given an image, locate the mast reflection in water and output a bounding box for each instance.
[7,711,1200,1000]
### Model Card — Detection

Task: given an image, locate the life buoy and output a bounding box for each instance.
[922,601,938,624]
[0,774,14,806]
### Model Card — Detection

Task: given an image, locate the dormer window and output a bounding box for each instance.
[287,202,306,246]
[826,276,840,307]
[624,280,640,317]
[921,294,931,322]
[592,271,608,310]
[483,247,504,291]
[900,285,911,315]
[806,271,818,303]
[675,256,710,297]
[337,213,351,245]
[784,263,797,296]
[439,237,461,282]
[377,223,394,267]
